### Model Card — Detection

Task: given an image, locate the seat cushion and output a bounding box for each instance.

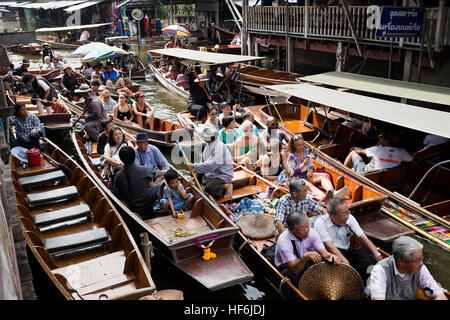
[33,204,91,227]
[27,186,78,206]
[17,170,66,189]
[44,228,110,254]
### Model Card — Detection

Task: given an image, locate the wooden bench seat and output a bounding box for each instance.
[44,227,110,255]
[27,186,78,207]
[216,185,263,203]
[33,204,91,227]
[17,170,66,189]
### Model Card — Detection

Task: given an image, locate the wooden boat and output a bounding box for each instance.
[28,68,63,83]
[10,137,174,300]
[149,62,189,101]
[118,57,147,81]
[7,93,72,131]
[199,45,241,55]
[36,35,83,50]
[245,102,450,250]
[216,165,448,300]
[17,43,42,55]
[208,22,238,43]
[58,94,200,150]
[71,131,254,291]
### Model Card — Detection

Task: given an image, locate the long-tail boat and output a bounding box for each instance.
[71,131,254,291]
[10,137,182,300]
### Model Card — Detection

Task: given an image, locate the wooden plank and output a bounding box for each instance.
[216,185,263,203]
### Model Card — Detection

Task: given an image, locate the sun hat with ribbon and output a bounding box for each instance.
[74,83,92,93]
[11,146,29,163]
[236,212,275,240]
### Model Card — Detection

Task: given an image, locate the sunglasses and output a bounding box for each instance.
[270,123,279,127]
[210,112,218,115]
[138,95,144,98]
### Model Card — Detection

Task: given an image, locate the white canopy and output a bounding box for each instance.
[149,48,265,65]
[35,22,111,33]
[64,0,106,12]
[300,72,450,107]
[17,1,88,9]
[266,83,450,139]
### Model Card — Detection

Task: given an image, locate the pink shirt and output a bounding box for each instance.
[275,227,324,268]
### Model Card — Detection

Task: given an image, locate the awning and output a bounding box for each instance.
[266,83,450,139]
[1,2,31,7]
[149,48,265,65]
[17,1,88,10]
[300,72,450,107]
[64,0,106,12]
[35,22,111,33]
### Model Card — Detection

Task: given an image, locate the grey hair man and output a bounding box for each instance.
[274,212,341,286]
[314,198,382,281]
[274,177,326,235]
[367,236,447,300]
[186,126,234,199]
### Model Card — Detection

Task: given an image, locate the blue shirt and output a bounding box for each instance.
[9,114,44,142]
[103,70,119,82]
[194,139,233,184]
[162,184,186,202]
[274,193,324,226]
[134,145,170,173]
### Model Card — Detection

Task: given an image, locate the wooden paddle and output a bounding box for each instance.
[190,66,212,102]
[176,140,203,192]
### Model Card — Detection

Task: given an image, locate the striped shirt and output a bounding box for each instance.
[274,193,324,226]
[9,114,44,142]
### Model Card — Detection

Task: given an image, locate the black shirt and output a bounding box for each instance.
[187,72,208,107]
[96,131,107,155]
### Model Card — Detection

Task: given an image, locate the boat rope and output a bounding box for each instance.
[167,227,197,239]
[238,238,255,253]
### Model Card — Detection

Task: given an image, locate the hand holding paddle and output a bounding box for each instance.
[176,140,203,192]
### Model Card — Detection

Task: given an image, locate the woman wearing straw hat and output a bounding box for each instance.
[60,65,79,100]
[75,83,107,141]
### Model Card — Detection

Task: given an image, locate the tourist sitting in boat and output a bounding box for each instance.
[113,92,134,124]
[41,43,54,63]
[421,133,449,150]
[42,56,52,70]
[239,113,259,137]
[274,178,327,235]
[104,126,134,173]
[91,79,101,96]
[80,29,90,43]
[13,58,29,76]
[234,120,260,171]
[114,145,156,220]
[9,103,44,150]
[91,64,104,84]
[134,132,170,176]
[60,65,80,100]
[274,211,341,286]
[81,62,93,79]
[157,57,169,74]
[286,134,345,202]
[175,70,187,89]
[259,138,287,182]
[186,66,210,123]
[165,36,175,49]
[74,83,107,141]
[343,128,413,175]
[315,198,382,282]
[103,63,125,88]
[164,65,179,83]
[218,116,241,154]
[367,236,447,300]
[218,102,242,126]
[186,126,234,199]
[62,31,74,43]
[100,89,117,114]
[259,116,289,152]
[22,73,57,115]
[52,57,63,69]
[97,119,114,155]
[231,33,241,46]
[160,169,194,218]
[132,91,155,130]
[203,108,221,130]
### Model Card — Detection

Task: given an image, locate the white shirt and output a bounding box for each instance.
[80,30,90,41]
[42,63,52,70]
[368,260,444,299]
[314,213,363,250]
[37,79,50,92]
[423,134,449,149]
[104,141,133,167]
[364,145,413,173]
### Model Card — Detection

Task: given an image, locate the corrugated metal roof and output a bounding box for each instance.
[149,48,265,64]
[266,83,450,139]
[300,72,450,107]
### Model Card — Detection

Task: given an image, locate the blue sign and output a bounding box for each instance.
[375,7,424,38]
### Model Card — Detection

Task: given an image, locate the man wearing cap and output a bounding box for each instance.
[13,59,30,76]
[22,73,57,115]
[134,132,170,187]
[41,43,54,63]
[186,126,234,199]
[9,103,44,150]
[75,84,107,141]
[60,65,79,99]
[186,66,210,123]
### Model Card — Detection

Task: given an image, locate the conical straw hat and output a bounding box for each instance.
[298,262,364,300]
[236,213,275,239]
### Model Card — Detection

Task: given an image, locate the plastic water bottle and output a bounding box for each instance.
[124,116,128,123]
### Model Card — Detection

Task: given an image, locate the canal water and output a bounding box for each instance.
[6,43,450,300]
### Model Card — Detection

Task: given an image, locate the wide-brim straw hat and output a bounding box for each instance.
[74,84,91,93]
[298,262,364,300]
[62,64,72,71]
[236,213,275,239]
[11,146,28,163]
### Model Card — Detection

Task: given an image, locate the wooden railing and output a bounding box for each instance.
[247,5,450,51]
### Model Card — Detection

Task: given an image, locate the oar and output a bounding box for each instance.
[176,140,203,192]
[61,108,87,137]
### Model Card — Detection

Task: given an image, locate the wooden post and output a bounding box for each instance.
[304,1,309,37]
[242,0,248,56]
[434,0,445,52]
[254,42,261,67]
[285,3,293,72]
[336,41,343,72]
[402,50,412,103]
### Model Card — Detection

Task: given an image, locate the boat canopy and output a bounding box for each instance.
[149,48,265,65]
[300,72,450,107]
[15,0,88,9]
[266,83,450,139]
[35,22,111,33]
[64,0,106,12]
